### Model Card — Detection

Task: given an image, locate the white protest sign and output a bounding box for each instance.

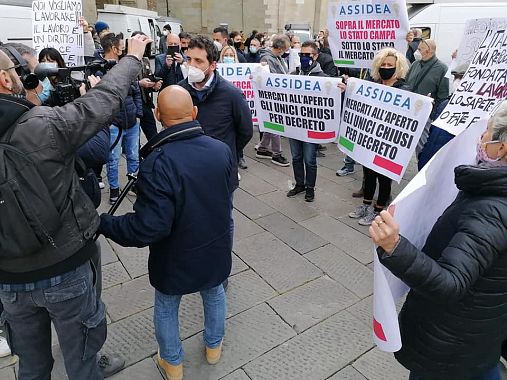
[338,78,432,182]
[327,0,409,69]
[217,63,268,125]
[252,72,342,144]
[433,25,507,136]
[372,119,485,352]
[456,18,507,68]
[32,0,84,67]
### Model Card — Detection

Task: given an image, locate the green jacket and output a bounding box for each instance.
[405,55,449,105]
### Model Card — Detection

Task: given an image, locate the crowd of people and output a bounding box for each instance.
[0,14,505,380]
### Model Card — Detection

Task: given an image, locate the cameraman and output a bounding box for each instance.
[0,34,151,380]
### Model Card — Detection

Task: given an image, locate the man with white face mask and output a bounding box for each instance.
[159,24,172,55]
[178,35,253,281]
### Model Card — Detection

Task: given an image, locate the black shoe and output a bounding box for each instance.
[109,188,120,205]
[256,150,272,159]
[271,154,290,167]
[287,184,305,197]
[316,151,326,157]
[97,353,125,378]
[238,157,248,169]
[316,144,327,151]
[305,187,315,202]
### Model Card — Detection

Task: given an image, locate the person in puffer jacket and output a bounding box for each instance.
[370,100,507,380]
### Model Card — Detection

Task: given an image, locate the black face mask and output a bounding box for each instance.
[233,41,242,50]
[379,67,396,81]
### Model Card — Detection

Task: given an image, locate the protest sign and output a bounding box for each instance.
[338,78,432,182]
[327,0,409,69]
[433,24,507,136]
[252,71,342,144]
[32,0,84,66]
[217,63,268,125]
[372,119,485,352]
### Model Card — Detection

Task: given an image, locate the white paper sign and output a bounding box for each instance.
[372,119,486,352]
[32,0,84,67]
[433,25,507,136]
[252,72,342,143]
[338,78,432,182]
[327,0,409,69]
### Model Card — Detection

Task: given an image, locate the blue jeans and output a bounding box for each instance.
[154,285,226,365]
[409,365,501,380]
[107,124,140,189]
[0,263,105,380]
[343,155,356,170]
[289,139,317,188]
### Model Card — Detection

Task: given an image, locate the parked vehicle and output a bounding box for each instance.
[0,1,32,47]
[284,23,312,43]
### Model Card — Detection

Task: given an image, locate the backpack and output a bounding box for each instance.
[0,122,61,258]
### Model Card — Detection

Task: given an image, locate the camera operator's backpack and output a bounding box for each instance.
[0,116,61,257]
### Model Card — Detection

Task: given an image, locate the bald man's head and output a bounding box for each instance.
[0,50,25,96]
[155,85,197,128]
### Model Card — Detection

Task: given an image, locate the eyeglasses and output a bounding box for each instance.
[298,53,313,57]
[483,139,501,146]
[0,64,20,72]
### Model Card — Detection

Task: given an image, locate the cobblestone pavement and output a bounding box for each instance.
[0,138,450,379]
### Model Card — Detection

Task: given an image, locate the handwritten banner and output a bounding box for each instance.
[32,0,84,67]
[338,78,432,182]
[433,24,507,136]
[327,0,409,69]
[252,72,342,143]
[217,63,268,125]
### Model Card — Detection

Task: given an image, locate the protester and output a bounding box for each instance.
[287,41,328,202]
[406,28,423,63]
[94,21,110,39]
[246,38,261,63]
[0,32,151,380]
[256,34,291,167]
[212,26,229,52]
[348,48,410,225]
[219,45,239,64]
[101,33,143,204]
[159,24,172,54]
[244,29,258,50]
[179,32,191,55]
[155,33,185,90]
[99,85,233,380]
[132,31,163,141]
[289,34,301,49]
[370,100,507,380]
[230,30,247,62]
[315,41,339,77]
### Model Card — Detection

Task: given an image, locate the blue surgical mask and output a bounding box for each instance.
[300,56,313,71]
[38,77,54,103]
[249,46,258,54]
[223,56,235,64]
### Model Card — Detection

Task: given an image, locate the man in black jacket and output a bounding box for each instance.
[0,34,151,380]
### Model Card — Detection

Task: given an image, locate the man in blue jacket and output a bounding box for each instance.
[99,85,233,380]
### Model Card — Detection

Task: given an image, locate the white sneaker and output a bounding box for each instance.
[98,182,105,189]
[254,143,260,151]
[0,334,11,357]
[359,210,380,226]
[348,204,371,219]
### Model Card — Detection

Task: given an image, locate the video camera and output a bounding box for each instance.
[34,60,117,106]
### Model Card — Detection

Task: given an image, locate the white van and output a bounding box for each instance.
[408,0,507,65]
[156,16,183,36]
[97,4,159,56]
[0,3,32,47]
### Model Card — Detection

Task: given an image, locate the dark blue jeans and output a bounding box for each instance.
[409,365,501,380]
[289,139,317,188]
[0,263,106,380]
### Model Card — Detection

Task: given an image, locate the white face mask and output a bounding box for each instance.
[42,62,58,68]
[162,30,169,36]
[213,41,223,51]
[414,50,422,61]
[187,65,208,84]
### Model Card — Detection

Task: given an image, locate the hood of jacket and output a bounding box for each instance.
[455,164,507,197]
[0,94,34,137]
[300,62,324,76]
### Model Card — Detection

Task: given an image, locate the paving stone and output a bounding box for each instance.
[232,209,264,242]
[181,304,296,379]
[327,365,367,379]
[98,235,118,265]
[0,365,16,380]
[0,354,17,370]
[102,261,131,290]
[102,275,154,322]
[245,159,293,191]
[231,253,249,276]
[234,232,322,293]
[256,213,327,254]
[109,357,164,380]
[244,311,373,380]
[238,171,278,196]
[257,191,319,222]
[346,296,373,329]
[305,244,373,298]
[300,215,373,264]
[221,369,251,380]
[102,308,157,367]
[233,188,276,220]
[227,270,277,317]
[268,276,359,333]
[108,240,149,278]
[352,348,409,380]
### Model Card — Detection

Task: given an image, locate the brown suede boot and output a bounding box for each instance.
[205,340,223,365]
[157,353,183,380]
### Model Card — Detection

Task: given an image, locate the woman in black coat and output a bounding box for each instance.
[370,100,507,380]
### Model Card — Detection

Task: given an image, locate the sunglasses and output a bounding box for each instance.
[298,53,313,57]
